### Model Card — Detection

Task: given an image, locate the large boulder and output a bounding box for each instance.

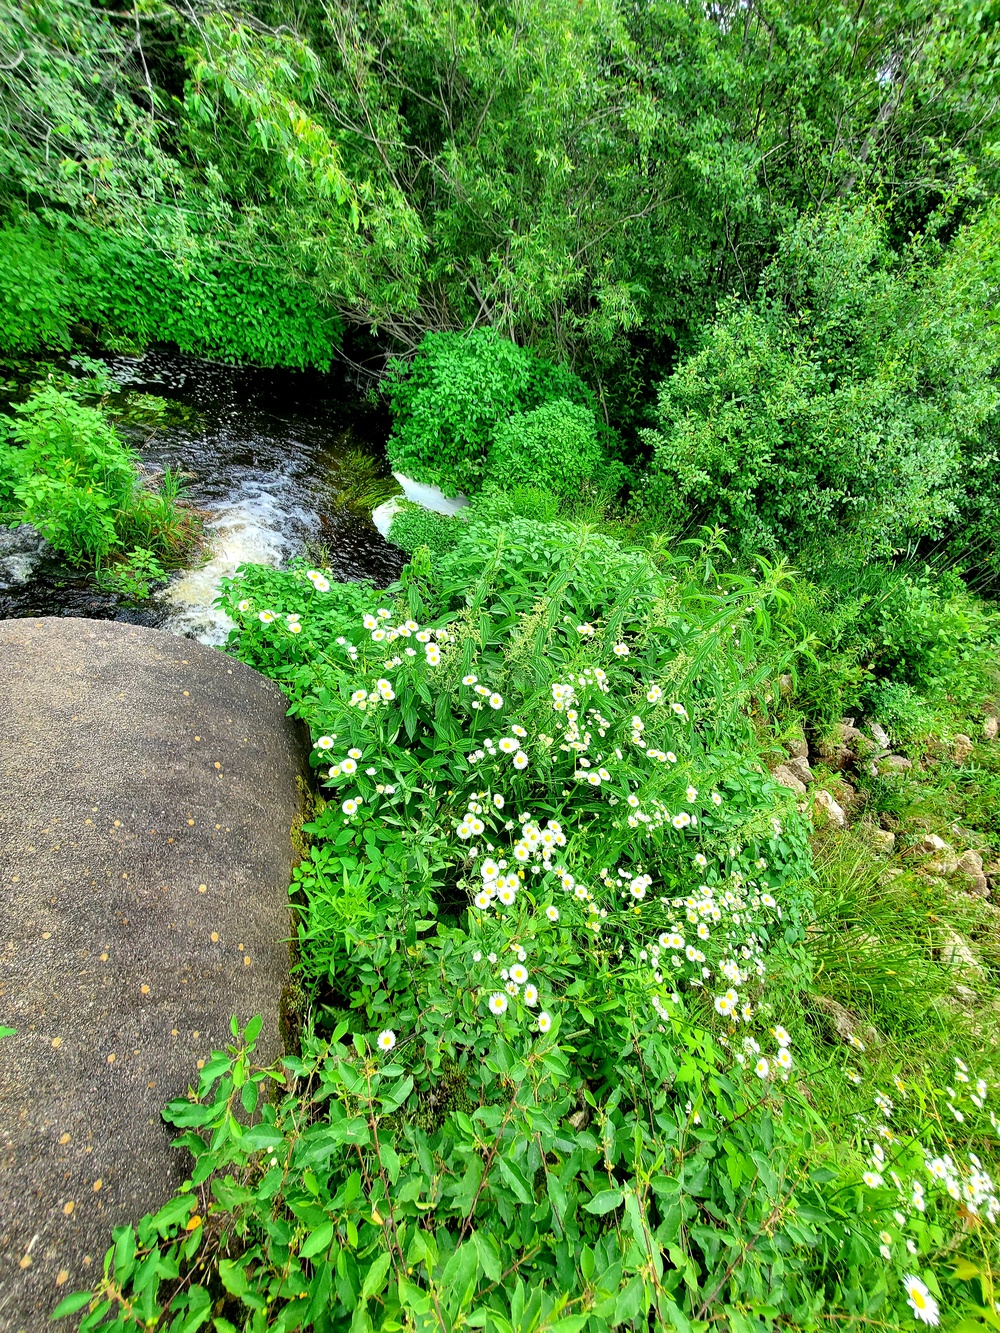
[0,618,306,1330]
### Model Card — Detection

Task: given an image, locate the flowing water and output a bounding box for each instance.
[0,347,405,643]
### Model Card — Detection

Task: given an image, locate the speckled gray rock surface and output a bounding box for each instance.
[0,617,306,1331]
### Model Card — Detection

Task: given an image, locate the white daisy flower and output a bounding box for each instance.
[258,609,276,624]
[524,984,538,1006]
[342,798,360,816]
[537,1012,552,1033]
[488,993,508,1016]
[903,1277,939,1326]
[237,599,251,613]
[510,964,528,984]
[489,694,503,709]
[513,752,529,770]
[546,906,559,922]
[377,1029,396,1051]
[314,736,335,750]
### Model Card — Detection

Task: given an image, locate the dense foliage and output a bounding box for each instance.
[0,221,341,369]
[638,205,1000,561]
[7,1,1000,1327]
[0,376,199,578]
[59,520,1000,1331]
[384,330,594,494]
[5,0,1000,373]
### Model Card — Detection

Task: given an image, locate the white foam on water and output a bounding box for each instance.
[160,481,312,646]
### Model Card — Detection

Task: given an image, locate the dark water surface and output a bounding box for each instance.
[0,347,404,641]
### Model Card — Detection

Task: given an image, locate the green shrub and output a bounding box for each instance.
[486,398,604,499]
[386,501,463,556]
[639,203,1000,557]
[779,560,999,728]
[385,328,594,495]
[0,219,341,370]
[470,485,562,524]
[0,381,199,564]
[0,224,72,351]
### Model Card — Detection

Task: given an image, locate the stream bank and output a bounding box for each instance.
[0,347,405,643]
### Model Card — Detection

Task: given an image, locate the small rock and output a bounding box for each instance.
[0,524,53,591]
[0,523,48,558]
[815,720,863,770]
[867,827,895,854]
[810,995,880,1048]
[951,734,974,763]
[785,729,809,760]
[957,850,985,876]
[813,789,846,828]
[953,851,990,897]
[832,780,860,813]
[772,764,807,796]
[869,721,892,749]
[926,857,960,876]
[984,716,998,742]
[936,927,986,985]
[815,740,852,771]
[784,754,813,785]
[876,754,912,775]
[840,716,865,743]
[907,833,953,857]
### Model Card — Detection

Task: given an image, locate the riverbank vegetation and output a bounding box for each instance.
[6,0,1000,1328]
[0,367,201,598]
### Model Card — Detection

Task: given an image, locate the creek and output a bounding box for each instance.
[0,347,404,643]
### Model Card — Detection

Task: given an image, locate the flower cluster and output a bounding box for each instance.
[460,675,504,712]
[635,872,776,1009]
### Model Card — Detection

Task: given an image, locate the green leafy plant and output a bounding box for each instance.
[95,548,168,603]
[62,523,1000,1330]
[385,330,594,495]
[386,501,463,556]
[0,382,200,567]
[486,399,604,500]
[639,203,1000,559]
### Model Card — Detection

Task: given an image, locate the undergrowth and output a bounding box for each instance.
[59,520,1000,1333]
